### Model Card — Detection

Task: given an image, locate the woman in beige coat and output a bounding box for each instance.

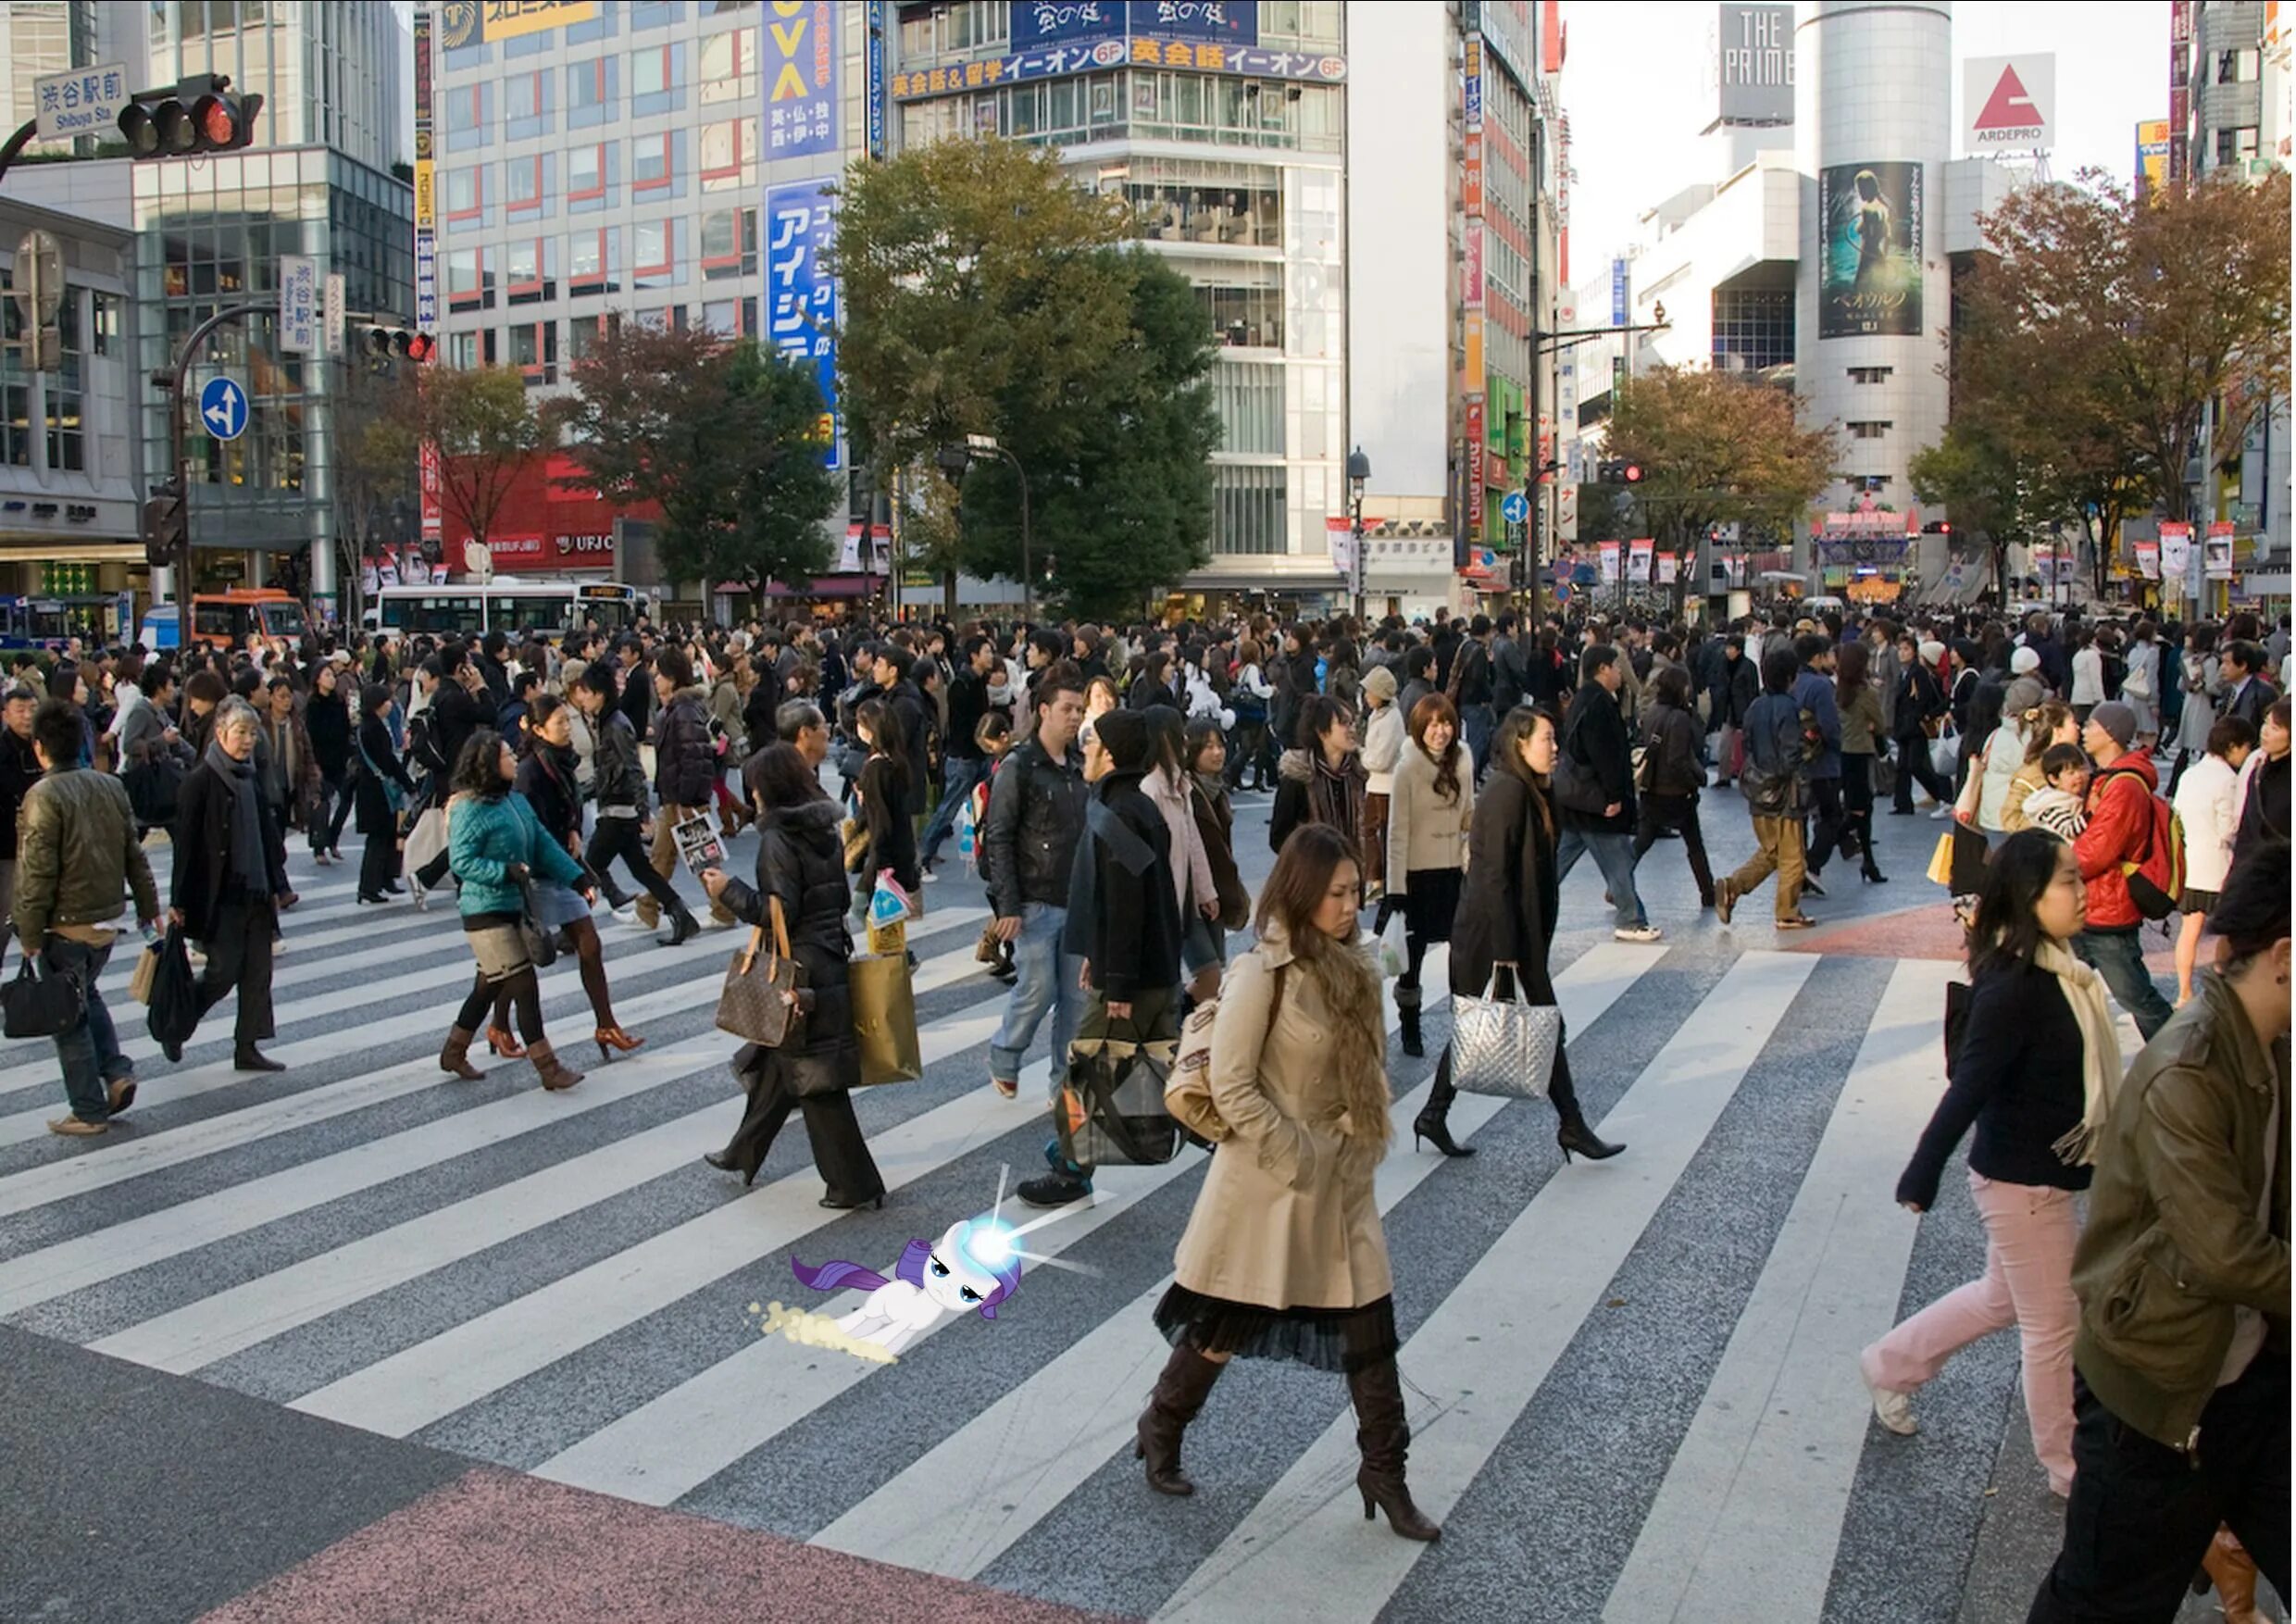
[1383,693,1472,1068]
[1137,822,1440,1542]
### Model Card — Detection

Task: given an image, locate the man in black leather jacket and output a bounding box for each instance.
[983,669,1089,1104]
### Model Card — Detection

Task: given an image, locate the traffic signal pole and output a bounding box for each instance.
[151,301,271,628]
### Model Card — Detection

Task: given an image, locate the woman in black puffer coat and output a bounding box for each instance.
[700,742,886,1209]
[1632,665,1716,908]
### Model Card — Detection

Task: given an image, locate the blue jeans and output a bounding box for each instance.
[989,901,1086,1096]
[1555,826,1647,930]
[45,936,126,1124]
[919,756,992,865]
[1461,703,1497,780]
[2075,926,2175,1042]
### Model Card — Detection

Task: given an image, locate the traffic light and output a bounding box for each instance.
[119,75,264,158]
[141,490,186,569]
[1596,459,1643,486]
[362,327,435,363]
[1921,520,1953,534]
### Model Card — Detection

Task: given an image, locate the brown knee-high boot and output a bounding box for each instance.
[1136,1344,1225,1496]
[1347,1357,1440,1541]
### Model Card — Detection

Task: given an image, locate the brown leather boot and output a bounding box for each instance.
[1347,1357,1440,1541]
[529,1039,583,1092]
[2202,1528,2266,1624]
[438,1027,484,1081]
[1135,1344,1225,1496]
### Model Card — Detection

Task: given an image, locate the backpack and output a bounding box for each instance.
[2103,764,2180,920]
[1166,962,1288,1151]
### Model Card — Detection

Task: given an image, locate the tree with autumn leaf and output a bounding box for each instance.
[547,323,840,605]
[367,365,549,572]
[1601,365,1837,615]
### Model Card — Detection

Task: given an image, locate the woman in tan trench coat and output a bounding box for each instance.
[1136,822,1440,1543]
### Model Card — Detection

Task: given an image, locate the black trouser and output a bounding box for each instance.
[1224,718,1268,789]
[312,770,353,852]
[1632,792,1716,905]
[718,1050,885,1202]
[587,815,683,914]
[1841,752,1881,871]
[1803,776,1847,876]
[1891,734,1954,812]
[358,824,400,896]
[2027,1359,2289,1624]
[196,897,277,1045]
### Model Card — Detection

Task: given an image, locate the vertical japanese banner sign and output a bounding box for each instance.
[1599,541,1622,582]
[2158,521,2191,581]
[2204,520,2235,581]
[1628,539,1653,581]
[766,181,841,469]
[1466,398,1486,539]
[865,0,886,159]
[413,9,436,332]
[419,443,443,542]
[2134,540,2160,580]
[764,1,839,157]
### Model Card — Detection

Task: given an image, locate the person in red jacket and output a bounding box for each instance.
[2069,702,2175,1039]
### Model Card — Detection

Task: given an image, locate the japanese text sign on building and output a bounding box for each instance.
[765,0,839,158]
[766,181,841,470]
[891,39,1342,99]
[439,1,594,51]
[34,62,129,142]
[1015,2,1258,47]
[279,255,318,355]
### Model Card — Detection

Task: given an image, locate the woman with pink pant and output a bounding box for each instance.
[1861,829,2124,1497]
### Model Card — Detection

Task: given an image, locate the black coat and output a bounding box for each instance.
[514,743,584,850]
[0,727,38,861]
[430,683,492,778]
[306,687,353,779]
[722,796,860,1084]
[171,756,289,944]
[1448,768,1562,1006]
[883,679,935,815]
[354,715,414,838]
[1716,654,1760,729]
[1559,680,1636,831]
[1062,768,1182,1002]
[1641,702,1705,799]
[855,753,919,893]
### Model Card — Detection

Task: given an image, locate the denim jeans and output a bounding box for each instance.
[919,756,992,865]
[1461,702,1497,781]
[1555,826,1646,929]
[989,900,1086,1095]
[45,935,126,1124]
[2074,926,2175,1042]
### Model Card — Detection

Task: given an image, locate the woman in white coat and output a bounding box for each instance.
[2168,714,2256,1006]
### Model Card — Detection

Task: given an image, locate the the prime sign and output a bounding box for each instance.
[1717,5,1793,126]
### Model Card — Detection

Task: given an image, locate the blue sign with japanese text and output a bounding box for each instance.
[1014,2,1257,47]
[865,0,886,158]
[1611,258,1628,328]
[892,35,1342,100]
[765,181,840,470]
[763,0,838,158]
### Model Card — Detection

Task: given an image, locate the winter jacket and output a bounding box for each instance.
[980,736,1087,918]
[2236,750,2289,861]
[448,790,582,918]
[652,684,718,808]
[2072,751,2163,930]
[1714,653,1760,731]
[2068,971,2289,1450]
[305,687,353,779]
[12,766,158,943]
[1386,740,1472,886]
[720,795,861,1080]
[1893,664,1947,743]
[855,752,919,894]
[591,707,649,815]
[1060,768,1182,1002]
[1557,680,1636,832]
[1360,701,1405,796]
[1640,701,1705,799]
[1269,746,1366,854]
[1190,774,1250,931]
[1838,682,1884,756]
[1790,668,1841,781]
[1448,768,1563,1007]
[171,753,292,943]
[2171,755,2242,893]
[514,742,585,853]
[708,676,747,753]
[882,678,935,816]
[0,726,39,860]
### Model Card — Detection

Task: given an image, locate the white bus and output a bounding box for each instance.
[367,581,651,640]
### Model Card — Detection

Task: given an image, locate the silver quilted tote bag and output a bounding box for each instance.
[1449,970,1563,1099]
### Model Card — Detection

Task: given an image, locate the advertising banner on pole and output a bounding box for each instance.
[2159,521,2191,581]
[764,0,839,158]
[2204,521,2235,581]
[1655,551,1678,585]
[2134,539,2160,580]
[1628,539,1653,581]
[765,179,842,468]
[1599,541,1621,582]
[1818,161,1923,338]
[1466,398,1486,538]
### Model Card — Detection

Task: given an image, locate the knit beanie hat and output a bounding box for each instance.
[1361,664,1397,703]
[2088,700,2138,749]
[2010,646,2041,675]
[1092,707,1153,771]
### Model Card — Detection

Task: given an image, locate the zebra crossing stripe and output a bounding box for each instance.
[0,908,988,1216]
[806,943,1656,1580]
[532,944,1460,1509]
[1601,957,1953,1623]
[1150,950,1816,1624]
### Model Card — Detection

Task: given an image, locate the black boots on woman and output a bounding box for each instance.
[1137,1344,1225,1496]
[1412,1049,1476,1157]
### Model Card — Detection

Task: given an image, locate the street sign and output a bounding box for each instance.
[1500,490,1529,525]
[33,62,130,142]
[199,376,249,442]
[279,255,318,354]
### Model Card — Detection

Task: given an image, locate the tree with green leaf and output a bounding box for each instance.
[1602,366,1837,616]
[548,324,840,604]
[368,364,549,570]
[836,137,1219,618]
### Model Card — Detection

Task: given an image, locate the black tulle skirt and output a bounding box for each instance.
[1152,1284,1400,1374]
[1401,866,1463,946]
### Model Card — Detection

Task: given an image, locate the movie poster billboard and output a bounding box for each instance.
[1819,161,1923,339]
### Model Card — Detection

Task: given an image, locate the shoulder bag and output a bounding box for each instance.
[3,952,85,1039]
[1166,962,1287,1148]
[716,893,804,1047]
[1450,964,1562,1099]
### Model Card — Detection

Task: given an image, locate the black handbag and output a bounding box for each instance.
[516,872,559,968]
[3,953,85,1039]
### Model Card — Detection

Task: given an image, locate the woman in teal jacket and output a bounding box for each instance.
[439,729,588,1091]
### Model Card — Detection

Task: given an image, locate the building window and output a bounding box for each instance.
[1710,286,1792,374]
[505,68,552,139]
[568,313,618,361]
[568,142,605,200]
[508,320,559,385]
[1212,360,1284,455]
[448,331,480,369]
[447,245,493,310]
[631,42,682,115]
[633,131,671,191]
[569,227,621,295]
[634,218,680,286]
[629,0,677,28]
[92,290,119,356]
[445,164,482,220]
[2218,48,2259,83]
[2215,125,2260,167]
[1847,365,1892,383]
[568,56,617,127]
[506,154,544,213]
[1213,465,1287,556]
[899,0,1009,56]
[700,206,756,279]
[700,116,756,191]
[1127,164,1281,247]
[1196,284,1283,349]
[446,81,492,152]
[698,26,753,105]
[1847,420,1892,440]
[506,238,557,305]
[702,299,739,336]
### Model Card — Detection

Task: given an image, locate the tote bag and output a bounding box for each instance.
[849,953,923,1086]
[1450,967,1562,1099]
[715,895,804,1047]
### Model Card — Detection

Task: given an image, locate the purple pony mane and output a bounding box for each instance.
[792,1239,933,1298]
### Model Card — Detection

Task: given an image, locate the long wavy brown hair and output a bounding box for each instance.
[1407,693,1465,804]
[1256,824,1392,1151]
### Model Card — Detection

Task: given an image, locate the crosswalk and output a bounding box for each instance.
[0,831,2073,1621]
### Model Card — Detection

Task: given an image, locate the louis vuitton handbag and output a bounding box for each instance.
[715,894,804,1047]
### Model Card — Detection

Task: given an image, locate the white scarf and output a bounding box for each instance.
[2040,939,2126,1166]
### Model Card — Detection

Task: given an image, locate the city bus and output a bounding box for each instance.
[368,580,651,641]
[138,590,309,652]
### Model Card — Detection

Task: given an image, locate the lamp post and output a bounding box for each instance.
[1347,443,1370,622]
[941,434,1034,625]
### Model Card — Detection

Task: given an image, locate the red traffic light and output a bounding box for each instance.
[364,327,433,362]
[1622,464,1642,483]
[193,94,239,146]
[119,76,261,159]
[406,334,435,362]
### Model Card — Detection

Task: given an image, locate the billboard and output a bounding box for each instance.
[1964,54,2054,151]
[2135,118,2170,197]
[891,36,1342,98]
[765,180,841,469]
[437,0,594,51]
[764,0,839,158]
[1818,162,1922,339]
[1717,5,1793,125]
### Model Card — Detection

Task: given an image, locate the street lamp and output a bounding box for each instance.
[1347,444,1370,621]
[940,434,1034,625]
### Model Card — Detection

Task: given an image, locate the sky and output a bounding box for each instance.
[1559,0,2171,280]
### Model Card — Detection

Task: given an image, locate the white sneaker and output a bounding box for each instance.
[1613,924,1663,944]
[1929,806,1950,821]
[612,906,640,928]
[1860,1349,1918,1435]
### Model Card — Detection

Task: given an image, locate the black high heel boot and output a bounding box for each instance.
[1135,1344,1225,1496]
[1411,1049,1475,1158]
[1348,1357,1440,1542]
[1394,982,1424,1059]
[1554,1100,1624,1164]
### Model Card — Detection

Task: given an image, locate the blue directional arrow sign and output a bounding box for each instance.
[199,376,248,442]
[1500,490,1529,525]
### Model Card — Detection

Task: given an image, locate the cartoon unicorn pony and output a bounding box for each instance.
[791,1216,1023,1358]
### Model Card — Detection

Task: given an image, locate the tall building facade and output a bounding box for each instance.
[888,0,1349,611]
[0,1,99,139]
[146,0,404,173]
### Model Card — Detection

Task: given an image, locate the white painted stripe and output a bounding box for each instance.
[807,943,1660,1578]
[1148,950,1816,1624]
[86,981,1018,1369]
[1601,957,1954,1624]
[0,910,991,1212]
[534,945,1464,1509]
